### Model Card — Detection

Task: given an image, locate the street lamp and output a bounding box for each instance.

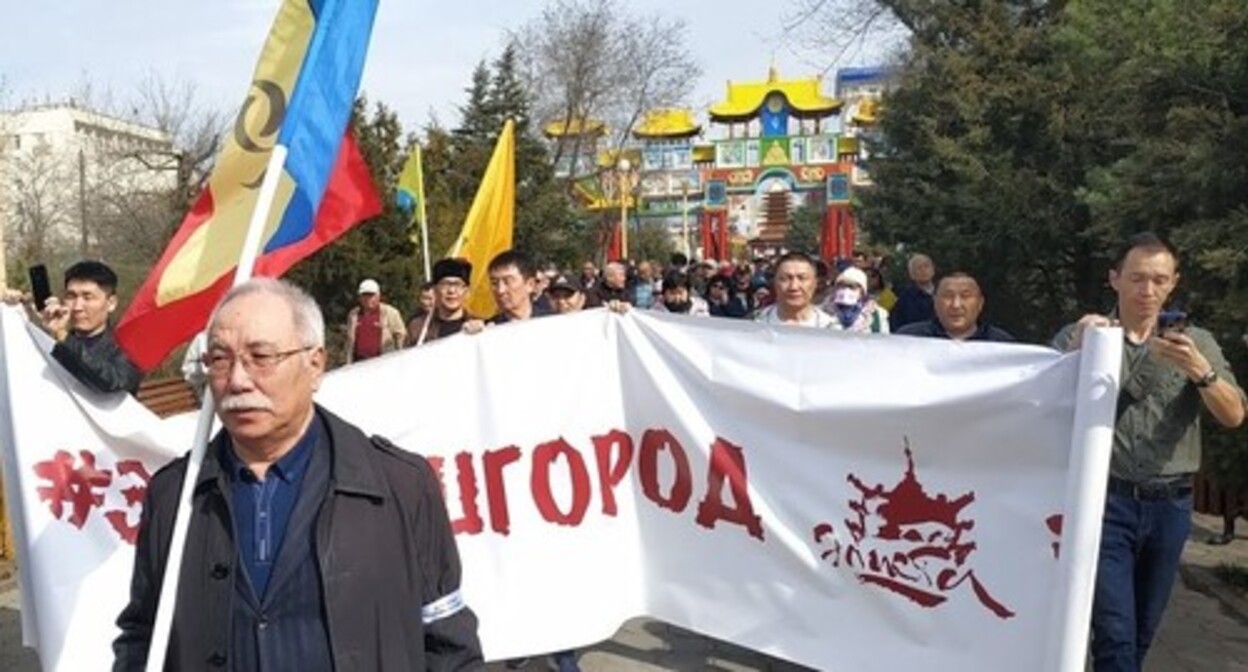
[617,157,631,259]
[680,178,691,259]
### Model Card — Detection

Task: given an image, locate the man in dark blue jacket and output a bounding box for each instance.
[889,253,937,331]
[897,273,1013,342]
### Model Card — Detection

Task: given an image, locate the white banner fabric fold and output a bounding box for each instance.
[0,305,1120,671]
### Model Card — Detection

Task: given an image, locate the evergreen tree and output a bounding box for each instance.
[631,222,676,264]
[857,1,1119,341]
[842,0,1248,485]
[286,97,419,364]
[1063,0,1248,490]
[456,61,497,144]
[419,122,469,263]
[434,45,584,270]
[490,42,581,267]
[785,206,822,257]
[489,44,530,136]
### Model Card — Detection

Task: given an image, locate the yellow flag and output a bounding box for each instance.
[452,119,516,317]
[397,144,433,279]
[396,144,425,215]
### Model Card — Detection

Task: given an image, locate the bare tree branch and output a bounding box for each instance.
[779,0,910,74]
[512,0,700,178]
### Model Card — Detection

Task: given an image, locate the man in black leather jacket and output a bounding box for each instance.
[20,260,143,394]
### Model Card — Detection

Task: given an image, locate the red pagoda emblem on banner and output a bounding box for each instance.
[812,441,1015,620]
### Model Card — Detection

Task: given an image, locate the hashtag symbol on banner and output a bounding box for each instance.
[33,450,113,528]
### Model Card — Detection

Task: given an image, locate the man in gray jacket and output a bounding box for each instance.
[1054,233,1245,672]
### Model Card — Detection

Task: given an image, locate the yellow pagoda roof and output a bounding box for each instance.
[709,66,841,121]
[596,148,642,169]
[543,118,606,138]
[850,97,881,125]
[633,108,701,139]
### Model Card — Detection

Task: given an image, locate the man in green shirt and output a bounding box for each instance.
[1054,232,1246,672]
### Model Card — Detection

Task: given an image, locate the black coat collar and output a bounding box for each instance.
[196,405,387,501]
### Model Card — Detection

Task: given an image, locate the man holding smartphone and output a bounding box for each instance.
[1054,232,1246,672]
[5,260,143,395]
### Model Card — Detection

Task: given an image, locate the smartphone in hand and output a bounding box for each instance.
[1156,310,1188,333]
[28,264,52,312]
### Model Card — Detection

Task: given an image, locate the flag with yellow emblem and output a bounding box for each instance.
[115,0,381,371]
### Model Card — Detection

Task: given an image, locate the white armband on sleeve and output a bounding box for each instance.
[421,589,466,625]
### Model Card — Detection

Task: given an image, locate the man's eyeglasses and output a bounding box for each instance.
[200,346,314,375]
[436,280,467,292]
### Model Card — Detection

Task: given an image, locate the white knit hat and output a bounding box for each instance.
[835,267,868,291]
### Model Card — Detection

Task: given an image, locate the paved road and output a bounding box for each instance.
[4,515,1247,671]
[0,572,39,672]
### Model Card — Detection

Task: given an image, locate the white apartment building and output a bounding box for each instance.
[0,102,176,269]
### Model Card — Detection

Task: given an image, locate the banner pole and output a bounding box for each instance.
[410,209,426,283]
[416,145,432,282]
[1042,326,1121,672]
[144,144,289,672]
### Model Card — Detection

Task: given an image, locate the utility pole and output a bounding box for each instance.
[0,140,8,557]
[78,148,88,257]
[681,180,691,259]
[0,152,8,290]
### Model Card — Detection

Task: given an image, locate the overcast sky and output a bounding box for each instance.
[1,1,897,135]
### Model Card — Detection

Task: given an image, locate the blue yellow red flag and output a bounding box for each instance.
[452,120,516,318]
[116,0,381,371]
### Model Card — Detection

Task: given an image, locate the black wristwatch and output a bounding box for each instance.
[1194,369,1219,388]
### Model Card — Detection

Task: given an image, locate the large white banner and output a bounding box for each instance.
[0,305,1121,671]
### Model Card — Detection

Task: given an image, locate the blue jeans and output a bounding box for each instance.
[1091,491,1191,672]
[506,650,579,672]
[551,650,580,672]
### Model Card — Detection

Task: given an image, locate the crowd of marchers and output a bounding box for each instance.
[344,245,1012,366]
[4,231,1246,672]
[333,236,1245,672]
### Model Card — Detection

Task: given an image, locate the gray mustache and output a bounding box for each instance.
[218,393,275,412]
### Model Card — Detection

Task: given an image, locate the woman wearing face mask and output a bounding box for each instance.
[652,270,710,316]
[824,267,890,333]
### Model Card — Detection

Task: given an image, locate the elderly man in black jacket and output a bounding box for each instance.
[113,277,482,671]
